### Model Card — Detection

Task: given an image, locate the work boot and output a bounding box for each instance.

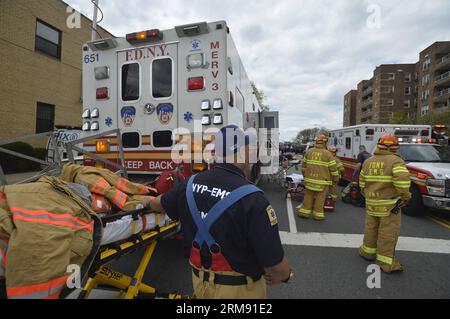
[298,213,310,219]
[358,248,376,262]
[379,259,404,274]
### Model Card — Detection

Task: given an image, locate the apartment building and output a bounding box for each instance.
[348,64,418,125]
[417,42,450,118]
[0,0,113,141]
[343,90,357,127]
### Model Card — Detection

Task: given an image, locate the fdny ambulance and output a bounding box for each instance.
[330,124,450,216]
[80,21,278,180]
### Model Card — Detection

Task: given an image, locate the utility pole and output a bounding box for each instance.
[91,0,99,41]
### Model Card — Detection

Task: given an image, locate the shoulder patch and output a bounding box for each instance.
[266,205,278,226]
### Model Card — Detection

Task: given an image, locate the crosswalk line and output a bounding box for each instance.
[279,231,450,255]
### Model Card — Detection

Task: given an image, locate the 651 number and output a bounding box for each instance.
[84,53,99,64]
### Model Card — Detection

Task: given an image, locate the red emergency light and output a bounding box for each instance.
[96,87,109,100]
[126,29,163,44]
[188,77,205,91]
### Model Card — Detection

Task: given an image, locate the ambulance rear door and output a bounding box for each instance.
[117,43,178,172]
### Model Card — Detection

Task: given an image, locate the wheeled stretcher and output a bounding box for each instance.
[76,208,186,299]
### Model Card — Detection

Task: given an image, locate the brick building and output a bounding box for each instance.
[346,64,418,125]
[343,90,357,127]
[0,0,113,141]
[417,42,450,118]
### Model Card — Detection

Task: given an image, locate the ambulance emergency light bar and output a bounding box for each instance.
[86,38,118,51]
[175,22,209,37]
[126,29,163,44]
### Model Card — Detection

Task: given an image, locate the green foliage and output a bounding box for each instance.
[293,127,329,144]
[388,111,415,125]
[416,110,450,128]
[0,142,41,173]
[251,82,270,111]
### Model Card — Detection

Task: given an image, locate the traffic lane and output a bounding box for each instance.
[269,245,450,299]
[290,192,450,240]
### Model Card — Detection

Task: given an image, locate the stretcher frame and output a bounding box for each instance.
[1,130,188,299]
[78,215,185,299]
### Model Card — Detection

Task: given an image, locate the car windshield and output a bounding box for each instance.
[398,144,450,163]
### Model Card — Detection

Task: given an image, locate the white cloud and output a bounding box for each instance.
[64,0,450,141]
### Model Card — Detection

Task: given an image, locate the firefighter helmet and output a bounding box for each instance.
[378,134,399,150]
[315,135,329,144]
[328,146,337,154]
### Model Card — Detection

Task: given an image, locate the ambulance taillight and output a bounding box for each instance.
[188,77,205,91]
[96,87,109,100]
[126,29,163,44]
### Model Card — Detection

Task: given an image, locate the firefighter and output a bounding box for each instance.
[358,134,411,273]
[328,146,345,203]
[144,125,293,299]
[297,135,339,221]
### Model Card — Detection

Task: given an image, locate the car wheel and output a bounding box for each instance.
[403,185,425,217]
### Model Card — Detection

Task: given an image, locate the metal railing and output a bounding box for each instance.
[437,53,450,65]
[65,129,128,179]
[436,71,450,83]
[0,129,127,185]
[0,131,62,185]
[435,88,450,98]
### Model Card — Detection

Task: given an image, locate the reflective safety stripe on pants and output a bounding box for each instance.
[300,188,327,218]
[7,275,68,299]
[361,244,377,255]
[377,254,393,265]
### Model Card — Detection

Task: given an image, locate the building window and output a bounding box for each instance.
[388,73,395,80]
[422,74,430,86]
[405,73,411,82]
[405,87,411,95]
[423,58,431,71]
[36,102,55,133]
[403,100,411,108]
[421,105,429,117]
[35,19,62,59]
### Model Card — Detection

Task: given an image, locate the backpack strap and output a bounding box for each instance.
[186,175,262,248]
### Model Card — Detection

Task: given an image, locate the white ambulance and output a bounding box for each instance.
[80,21,278,181]
[330,124,450,216]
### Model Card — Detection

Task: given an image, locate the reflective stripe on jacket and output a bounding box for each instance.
[302,144,339,192]
[359,149,411,217]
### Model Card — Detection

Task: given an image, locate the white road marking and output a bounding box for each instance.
[286,195,298,234]
[279,231,450,255]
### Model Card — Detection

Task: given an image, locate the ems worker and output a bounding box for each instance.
[359,134,411,273]
[145,125,292,299]
[328,146,345,203]
[297,135,339,221]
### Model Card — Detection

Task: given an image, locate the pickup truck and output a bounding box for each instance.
[398,143,450,216]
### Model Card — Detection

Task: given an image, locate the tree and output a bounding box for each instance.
[251,82,269,111]
[388,111,415,125]
[293,127,329,144]
[416,109,450,127]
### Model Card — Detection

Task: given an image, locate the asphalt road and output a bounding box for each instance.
[91,169,450,299]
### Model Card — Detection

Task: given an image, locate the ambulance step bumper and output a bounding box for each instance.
[422,195,450,211]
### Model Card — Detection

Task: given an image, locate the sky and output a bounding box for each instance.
[64,0,450,141]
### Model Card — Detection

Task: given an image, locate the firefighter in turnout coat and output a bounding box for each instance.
[359,134,411,273]
[297,135,339,221]
[328,146,345,202]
